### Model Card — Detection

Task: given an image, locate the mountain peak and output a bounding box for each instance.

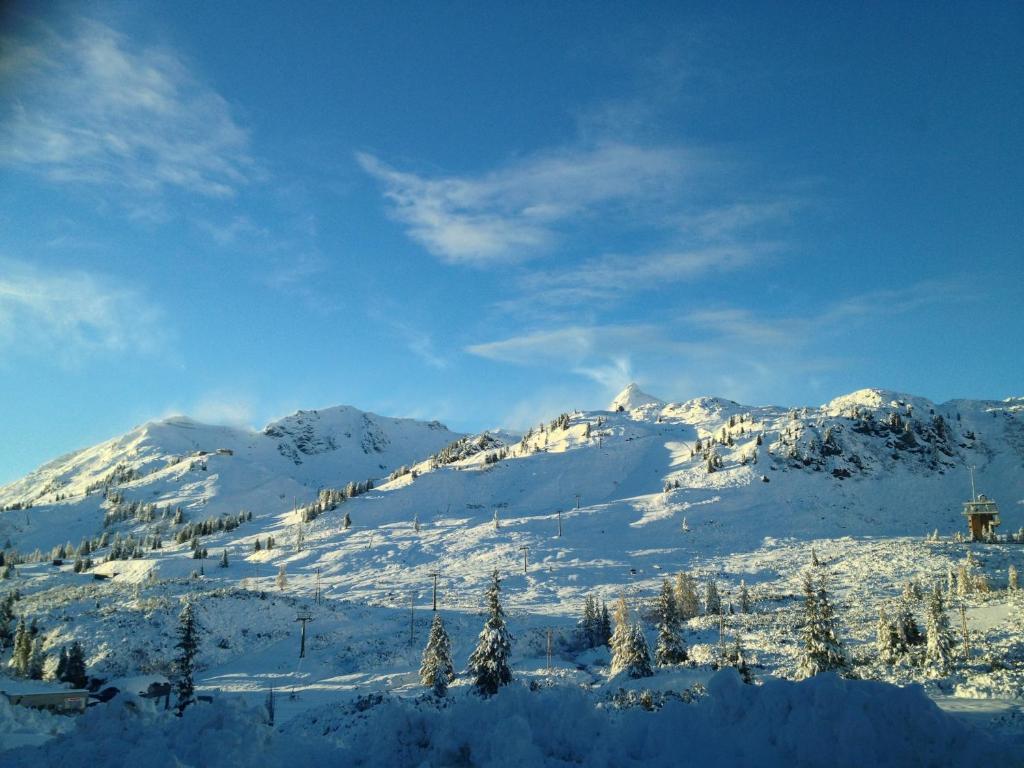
[608,383,664,411]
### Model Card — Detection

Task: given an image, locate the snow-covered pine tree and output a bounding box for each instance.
[924,584,954,674]
[704,579,721,616]
[674,573,700,620]
[219,549,229,568]
[343,512,351,530]
[599,601,612,646]
[468,569,512,695]
[654,579,686,665]
[876,605,900,664]
[56,646,69,683]
[578,595,599,649]
[738,580,751,614]
[725,634,753,684]
[276,564,287,591]
[11,617,30,676]
[419,613,454,694]
[609,596,631,670]
[28,636,45,679]
[65,641,87,688]
[1009,565,1018,591]
[894,593,924,650]
[623,623,654,678]
[796,570,846,679]
[174,600,199,713]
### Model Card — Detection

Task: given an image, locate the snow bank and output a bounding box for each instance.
[1,696,273,767]
[287,671,1014,768]
[3,671,1014,767]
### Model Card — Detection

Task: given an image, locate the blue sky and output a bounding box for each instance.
[1,1,1021,483]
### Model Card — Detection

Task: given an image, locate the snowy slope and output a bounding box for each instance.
[1,385,1023,761]
[0,406,459,552]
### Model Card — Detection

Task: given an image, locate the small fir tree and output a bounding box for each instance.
[924,584,954,674]
[796,570,846,679]
[724,634,753,684]
[894,594,924,650]
[704,579,722,616]
[608,596,631,668]
[578,595,600,649]
[28,636,45,679]
[876,605,900,664]
[419,613,454,694]
[674,573,700,621]
[468,569,512,695]
[65,641,87,688]
[738,580,752,614]
[219,549,229,568]
[599,601,612,646]
[615,623,654,678]
[654,579,686,665]
[1008,565,1018,591]
[56,646,69,682]
[11,617,31,676]
[175,601,199,713]
[276,564,287,591]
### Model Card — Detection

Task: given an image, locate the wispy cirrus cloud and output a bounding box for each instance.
[465,279,966,407]
[357,143,704,266]
[0,257,169,365]
[0,19,254,199]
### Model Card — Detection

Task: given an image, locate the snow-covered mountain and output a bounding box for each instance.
[0,406,459,549]
[2,385,1023,761]
[3,384,1021,560]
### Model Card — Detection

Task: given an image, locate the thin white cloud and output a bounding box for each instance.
[505,245,767,311]
[0,257,169,364]
[465,279,965,406]
[357,143,702,266]
[0,19,254,199]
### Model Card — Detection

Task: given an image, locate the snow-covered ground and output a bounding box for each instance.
[1,386,1022,764]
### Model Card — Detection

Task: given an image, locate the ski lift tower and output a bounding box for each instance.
[963,466,1001,541]
[296,610,314,658]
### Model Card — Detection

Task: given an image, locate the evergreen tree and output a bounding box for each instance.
[219,549,229,568]
[654,579,686,665]
[738,580,751,614]
[276,564,287,591]
[599,601,612,647]
[11,617,30,676]
[56,646,69,682]
[174,601,199,713]
[578,595,599,649]
[894,594,924,649]
[704,579,722,616]
[28,636,45,680]
[608,596,631,667]
[724,634,753,684]
[924,584,954,674]
[613,621,654,679]
[468,569,512,695]
[419,613,454,694]
[796,570,846,679]
[876,605,900,664]
[674,573,700,620]
[254,539,262,552]
[343,512,351,530]
[65,641,87,688]
[1009,565,1018,591]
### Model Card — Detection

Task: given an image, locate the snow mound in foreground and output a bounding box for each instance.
[8,671,1009,768]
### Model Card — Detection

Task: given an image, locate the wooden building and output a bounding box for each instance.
[963,494,1000,541]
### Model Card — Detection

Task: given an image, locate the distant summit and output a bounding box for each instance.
[608,383,665,412]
